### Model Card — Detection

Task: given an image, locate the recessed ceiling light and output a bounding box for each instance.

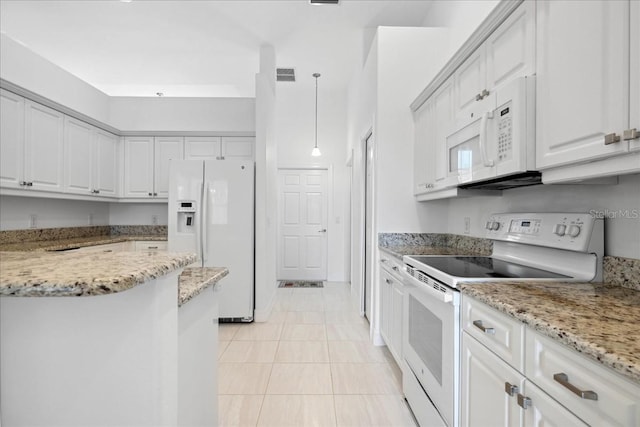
[120,0,133,3]
[309,0,340,5]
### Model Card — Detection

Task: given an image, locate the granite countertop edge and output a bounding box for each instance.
[0,235,168,252]
[379,244,484,259]
[178,267,229,307]
[0,251,197,298]
[459,282,640,385]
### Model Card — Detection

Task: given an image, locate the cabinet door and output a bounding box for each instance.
[485,0,535,91]
[221,136,254,160]
[0,89,25,188]
[184,136,221,160]
[24,100,65,192]
[154,137,184,198]
[413,99,435,195]
[522,381,588,427]
[94,130,119,197]
[123,136,154,198]
[379,268,392,345]
[536,0,629,168]
[390,281,404,364]
[629,0,640,152]
[64,116,94,195]
[434,78,455,186]
[461,333,523,427]
[454,48,488,121]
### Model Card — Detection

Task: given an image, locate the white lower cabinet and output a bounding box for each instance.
[461,296,640,427]
[379,254,404,366]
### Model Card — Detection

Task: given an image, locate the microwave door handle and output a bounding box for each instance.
[479,111,495,167]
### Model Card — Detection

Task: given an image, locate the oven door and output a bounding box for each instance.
[403,270,460,427]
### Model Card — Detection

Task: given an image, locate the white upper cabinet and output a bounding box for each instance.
[221,136,254,160]
[485,0,535,92]
[64,116,94,195]
[154,136,184,198]
[94,129,119,197]
[123,136,184,199]
[535,0,630,168]
[454,0,534,123]
[0,89,25,189]
[24,99,65,192]
[434,79,454,187]
[413,98,435,195]
[123,136,155,198]
[185,136,254,161]
[629,0,640,152]
[184,136,222,160]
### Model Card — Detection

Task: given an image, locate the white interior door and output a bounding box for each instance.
[277,169,328,281]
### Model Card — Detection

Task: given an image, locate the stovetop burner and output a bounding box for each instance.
[407,256,571,280]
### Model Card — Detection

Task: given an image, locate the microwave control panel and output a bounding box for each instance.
[497,102,513,162]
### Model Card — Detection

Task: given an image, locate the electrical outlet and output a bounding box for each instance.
[152,215,158,225]
[88,213,94,226]
[29,214,37,229]
[464,217,471,234]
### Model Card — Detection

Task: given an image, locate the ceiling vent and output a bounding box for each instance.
[310,0,340,4]
[276,68,296,82]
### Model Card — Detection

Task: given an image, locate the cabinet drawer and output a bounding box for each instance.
[135,241,167,252]
[462,296,524,372]
[379,252,404,280]
[526,329,640,427]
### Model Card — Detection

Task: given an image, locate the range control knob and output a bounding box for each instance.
[553,224,567,236]
[491,221,501,231]
[567,225,581,238]
[485,221,493,230]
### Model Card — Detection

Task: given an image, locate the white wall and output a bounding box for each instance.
[253,44,279,322]
[0,34,111,124]
[422,0,500,59]
[109,97,255,132]
[447,174,640,259]
[0,196,109,230]
[275,81,350,282]
[109,203,168,226]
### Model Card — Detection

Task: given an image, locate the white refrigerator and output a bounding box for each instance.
[168,159,254,321]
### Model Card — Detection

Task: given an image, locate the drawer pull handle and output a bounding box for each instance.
[553,373,598,400]
[147,246,158,249]
[385,278,392,284]
[504,382,519,396]
[392,266,399,271]
[473,320,495,334]
[517,393,531,409]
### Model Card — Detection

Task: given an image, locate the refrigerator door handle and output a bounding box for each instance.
[202,181,209,265]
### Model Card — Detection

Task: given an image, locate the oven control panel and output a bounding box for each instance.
[485,213,602,252]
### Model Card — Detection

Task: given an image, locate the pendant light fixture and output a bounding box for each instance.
[311,72,322,157]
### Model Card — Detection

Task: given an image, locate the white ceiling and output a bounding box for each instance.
[0,0,436,98]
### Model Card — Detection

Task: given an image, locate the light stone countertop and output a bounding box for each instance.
[0,250,196,297]
[459,281,640,384]
[179,267,228,306]
[0,235,167,252]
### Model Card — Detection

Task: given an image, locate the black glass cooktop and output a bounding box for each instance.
[408,256,571,279]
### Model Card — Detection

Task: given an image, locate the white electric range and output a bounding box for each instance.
[401,213,604,427]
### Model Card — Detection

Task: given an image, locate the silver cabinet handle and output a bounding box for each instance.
[153,192,158,196]
[604,132,621,145]
[392,266,399,271]
[147,246,158,249]
[481,89,490,98]
[475,93,483,101]
[517,393,531,409]
[623,128,639,141]
[385,278,392,284]
[20,181,33,187]
[473,320,495,334]
[504,382,519,396]
[318,229,327,233]
[553,373,598,401]
[148,192,153,196]
[380,258,388,263]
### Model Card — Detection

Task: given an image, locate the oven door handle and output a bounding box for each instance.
[403,271,457,305]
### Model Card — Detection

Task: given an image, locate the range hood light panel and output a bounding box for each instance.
[310,0,340,5]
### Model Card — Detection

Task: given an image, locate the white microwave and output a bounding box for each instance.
[445,76,536,187]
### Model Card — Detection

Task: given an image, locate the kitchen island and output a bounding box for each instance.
[0,249,227,427]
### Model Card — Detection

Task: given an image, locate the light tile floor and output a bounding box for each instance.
[219,282,417,427]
